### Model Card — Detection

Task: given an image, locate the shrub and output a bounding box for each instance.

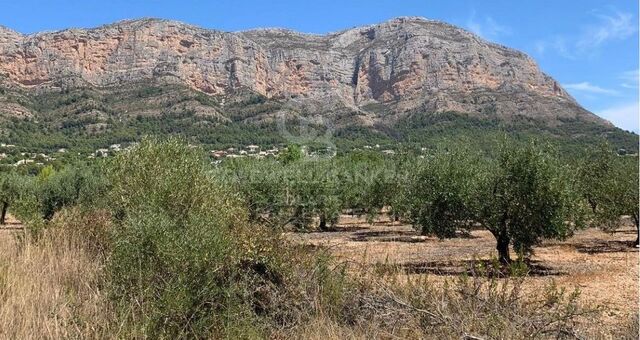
[106,138,291,337]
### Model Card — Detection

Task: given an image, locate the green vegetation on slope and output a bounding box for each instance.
[0,83,636,155]
[3,109,637,157]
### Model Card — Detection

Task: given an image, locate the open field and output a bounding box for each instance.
[288,214,639,333]
[1,211,638,338]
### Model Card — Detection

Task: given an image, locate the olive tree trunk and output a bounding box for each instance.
[633,213,639,247]
[496,235,511,265]
[318,214,328,231]
[0,202,7,225]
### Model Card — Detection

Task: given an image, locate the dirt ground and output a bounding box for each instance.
[288,215,639,330]
[2,213,637,334]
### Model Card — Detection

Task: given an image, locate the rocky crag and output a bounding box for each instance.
[0,17,606,126]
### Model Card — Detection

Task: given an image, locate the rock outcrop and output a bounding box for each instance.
[0,17,607,126]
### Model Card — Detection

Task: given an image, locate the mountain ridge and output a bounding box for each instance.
[0,16,634,154]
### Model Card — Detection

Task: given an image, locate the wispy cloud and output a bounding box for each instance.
[533,10,637,58]
[577,12,637,51]
[619,69,639,89]
[563,82,619,95]
[596,102,639,133]
[466,11,511,41]
[534,36,575,59]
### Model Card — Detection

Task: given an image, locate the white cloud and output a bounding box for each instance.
[466,11,511,41]
[619,69,639,89]
[485,17,511,36]
[563,82,619,95]
[577,12,637,51]
[596,102,639,133]
[533,36,576,59]
[551,37,573,59]
[533,10,637,58]
[533,40,546,54]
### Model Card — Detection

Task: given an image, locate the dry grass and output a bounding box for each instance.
[288,214,640,336]
[282,317,422,340]
[0,214,114,340]
[0,211,637,339]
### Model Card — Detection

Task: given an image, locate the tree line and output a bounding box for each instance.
[2,137,623,338]
[0,138,637,264]
[220,141,637,263]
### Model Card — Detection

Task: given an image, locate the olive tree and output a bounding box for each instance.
[474,143,584,263]
[608,156,639,246]
[335,152,383,217]
[409,142,584,264]
[286,160,341,231]
[0,172,25,224]
[222,159,289,226]
[278,143,304,165]
[408,148,479,238]
[312,162,341,231]
[578,147,639,246]
[387,156,422,222]
[336,152,416,222]
[37,164,108,220]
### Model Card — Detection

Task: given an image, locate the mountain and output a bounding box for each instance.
[0,17,635,153]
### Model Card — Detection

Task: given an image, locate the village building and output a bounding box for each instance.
[14,159,34,166]
[210,150,227,159]
[95,149,109,157]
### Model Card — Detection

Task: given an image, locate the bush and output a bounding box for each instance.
[106,138,292,337]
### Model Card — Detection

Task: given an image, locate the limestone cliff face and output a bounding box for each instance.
[0,17,605,125]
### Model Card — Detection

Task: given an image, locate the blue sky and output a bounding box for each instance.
[0,0,638,132]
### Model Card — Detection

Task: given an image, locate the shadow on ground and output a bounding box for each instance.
[350,230,478,243]
[574,240,638,254]
[0,222,23,231]
[350,230,424,242]
[376,259,564,277]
